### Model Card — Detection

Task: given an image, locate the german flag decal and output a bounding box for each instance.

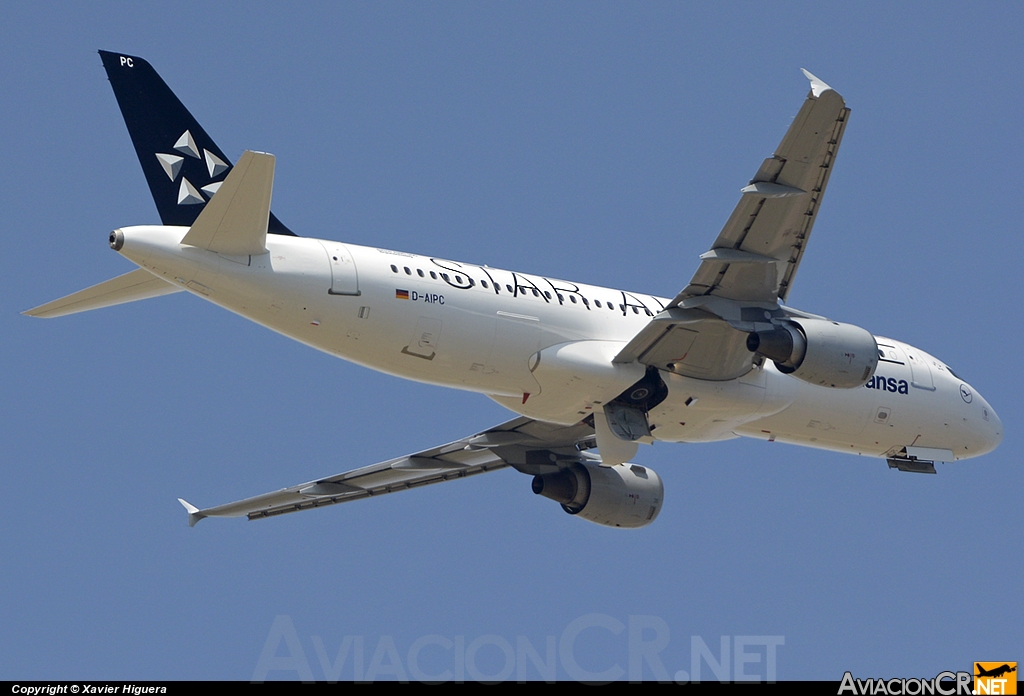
[395,289,410,300]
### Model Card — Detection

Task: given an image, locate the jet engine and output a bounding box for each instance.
[531,461,663,528]
[746,318,878,388]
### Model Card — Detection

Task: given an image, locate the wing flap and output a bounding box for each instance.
[23,268,182,318]
[614,307,753,379]
[188,455,508,522]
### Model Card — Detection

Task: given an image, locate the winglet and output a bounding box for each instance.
[800,68,832,98]
[178,498,206,528]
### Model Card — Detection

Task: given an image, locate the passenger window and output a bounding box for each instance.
[570,295,577,304]
[390,265,398,273]
[481,280,489,289]
[430,271,437,279]
[417,269,424,277]
[404,267,411,275]
[595,300,602,308]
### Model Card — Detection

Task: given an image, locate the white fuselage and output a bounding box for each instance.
[116,226,1003,463]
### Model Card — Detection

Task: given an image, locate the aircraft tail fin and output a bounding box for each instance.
[23,268,182,318]
[98,50,295,236]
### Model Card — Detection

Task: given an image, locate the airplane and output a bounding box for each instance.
[975,664,1016,679]
[24,51,1003,529]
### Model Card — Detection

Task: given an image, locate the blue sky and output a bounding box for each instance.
[2,2,1021,681]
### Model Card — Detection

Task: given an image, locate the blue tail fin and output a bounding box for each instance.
[98,50,295,236]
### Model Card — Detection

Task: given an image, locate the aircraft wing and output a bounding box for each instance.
[678,70,848,305]
[178,416,595,526]
[615,71,849,380]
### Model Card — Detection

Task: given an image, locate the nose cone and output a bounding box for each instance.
[977,397,1003,456]
[963,385,1003,458]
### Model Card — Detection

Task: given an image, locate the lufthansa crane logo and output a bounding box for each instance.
[960,384,973,403]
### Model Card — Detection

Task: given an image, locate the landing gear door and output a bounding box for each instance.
[320,242,360,296]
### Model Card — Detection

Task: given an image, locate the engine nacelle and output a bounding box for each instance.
[531,461,663,528]
[747,318,878,389]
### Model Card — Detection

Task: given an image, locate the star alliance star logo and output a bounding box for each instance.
[154,129,230,205]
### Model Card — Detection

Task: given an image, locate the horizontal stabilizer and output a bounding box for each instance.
[23,268,181,318]
[180,150,274,256]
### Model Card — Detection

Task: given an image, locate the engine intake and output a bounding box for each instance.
[748,318,878,389]
[532,461,663,528]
